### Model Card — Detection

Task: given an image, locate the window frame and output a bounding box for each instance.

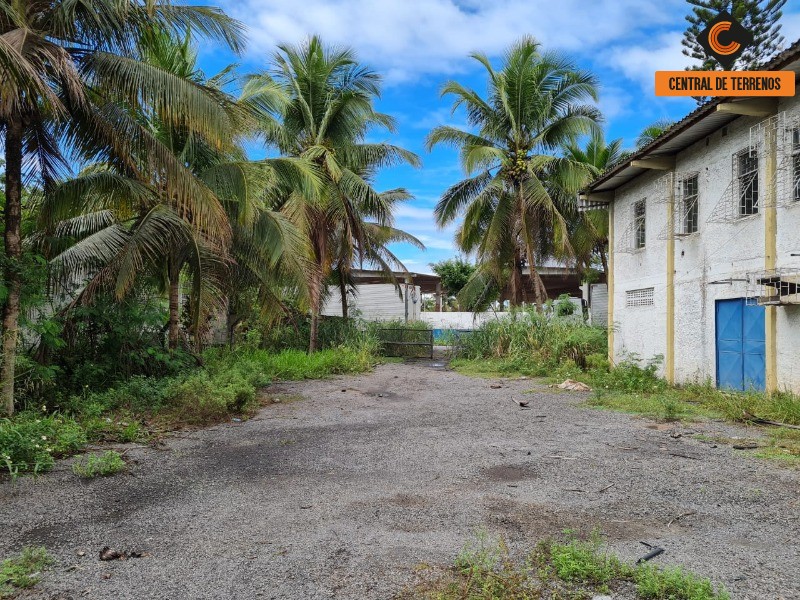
[736,149,759,217]
[626,287,655,308]
[680,173,699,235]
[633,198,646,250]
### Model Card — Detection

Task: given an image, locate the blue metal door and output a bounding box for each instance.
[715,298,765,391]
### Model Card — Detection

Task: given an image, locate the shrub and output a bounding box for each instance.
[535,531,630,587]
[161,371,240,426]
[454,308,606,371]
[591,355,668,393]
[635,564,730,600]
[0,412,86,476]
[414,531,728,600]
[0,547,53,598]
[72,450,126,478]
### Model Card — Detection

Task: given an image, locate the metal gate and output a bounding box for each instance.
[377,328,434,359]
[715,298,765,391]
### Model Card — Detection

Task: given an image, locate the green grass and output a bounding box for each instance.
[0,413,87,477]
[450,356,584,381]
[72,450,126,478]
[452,328,800,465]
[409,532,729,600]
[3,344,379,477]
[454,310,607,372]
[587,389,713,422]
[0,547,53,598]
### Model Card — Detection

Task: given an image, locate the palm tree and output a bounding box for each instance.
[41,31,317,353]
[0,1,244,415]
[426,37,601,308]
[245,36,421,351]
[636,119,676,149]
[564,130,628,277]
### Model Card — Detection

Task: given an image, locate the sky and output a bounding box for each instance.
[196,0,800,274]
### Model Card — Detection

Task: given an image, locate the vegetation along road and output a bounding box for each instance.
[2,361,798,599]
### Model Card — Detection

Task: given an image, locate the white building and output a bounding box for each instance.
[320,270,438,322]
[581,42,800,394]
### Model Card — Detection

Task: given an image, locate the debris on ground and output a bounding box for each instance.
[667,511,697,527]
[636,542,665,564]
[552,379,592,392]
[511,397,530,408]
[743,411,800,431]
[99,547,143,561]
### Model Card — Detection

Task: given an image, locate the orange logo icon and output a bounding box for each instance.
[697,10,754,70]
[708,21,740,56]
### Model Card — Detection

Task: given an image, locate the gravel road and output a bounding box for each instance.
[2,361,799,600]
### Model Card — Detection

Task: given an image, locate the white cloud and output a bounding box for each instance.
[604,31,688,91]
[221,0,687,81]
[394,204,437,220]
[415,233,457,251]
[780,12,800,47]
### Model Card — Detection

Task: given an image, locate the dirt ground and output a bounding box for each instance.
[2,361,799,600]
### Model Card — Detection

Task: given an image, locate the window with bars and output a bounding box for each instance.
[626,288,654,308]
[793,128,800,202]
[633,199,646,249]
[737,149,759,216]
[681,174,699,234]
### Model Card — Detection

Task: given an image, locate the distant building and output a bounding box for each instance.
[321,270,440,322]
[581,41,800,393]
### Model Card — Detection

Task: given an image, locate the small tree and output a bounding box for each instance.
[430,258,475,309]
[682,0,787,72]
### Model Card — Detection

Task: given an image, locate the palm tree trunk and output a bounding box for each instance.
[524,243,546,308]
[168,266,180,351]
[308,267,323,353]
[598,244,609,279]
[514,248,526,306]
[1,120,24,416]
[339,276,348,319]
[226,303,238,349]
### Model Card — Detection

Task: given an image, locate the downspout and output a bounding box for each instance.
[765,116,779,394]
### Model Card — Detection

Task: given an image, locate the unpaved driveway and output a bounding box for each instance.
[2,362,799,600]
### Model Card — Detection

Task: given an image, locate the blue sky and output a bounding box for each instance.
[197,0,800,274]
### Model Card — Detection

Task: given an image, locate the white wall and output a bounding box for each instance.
[417,312,496,330]
[612,95,800,392]
[321,284,421,321]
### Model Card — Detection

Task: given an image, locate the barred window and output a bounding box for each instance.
[633,199,646,249]
[793,128,800,202]
[737,149,759,216]
[681,174,699,234]
[626,288,654,308]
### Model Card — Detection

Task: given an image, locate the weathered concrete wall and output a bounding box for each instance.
[322,284,421,322]
[417,311,495,330]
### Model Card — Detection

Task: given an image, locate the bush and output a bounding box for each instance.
[416,531,728,600]
[455,308,606,371]
[0,546,52,598]
[0,412,86,476]
[72,450,126,478]
[591,354,668,393]
[4,341,380,473]
[635,565,730,600]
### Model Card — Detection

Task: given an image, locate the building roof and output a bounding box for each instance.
[351,269,441,293]
[584,39,800,197]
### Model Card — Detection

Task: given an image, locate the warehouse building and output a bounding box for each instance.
[581,42,800,393]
